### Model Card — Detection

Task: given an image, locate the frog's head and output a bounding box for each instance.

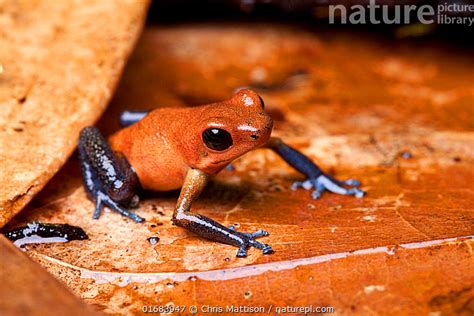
[183,89,273,174]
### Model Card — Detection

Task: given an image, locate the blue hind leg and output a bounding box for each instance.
[265,137,365,199]
[78,126,144,222]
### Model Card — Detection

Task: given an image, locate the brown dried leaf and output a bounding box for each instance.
[7,24,474,314]
[0,0,150,227]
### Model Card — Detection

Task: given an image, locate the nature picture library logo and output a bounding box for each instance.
[328,0,474,26]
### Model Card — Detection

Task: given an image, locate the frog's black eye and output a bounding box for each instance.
[202,128,233,151]
[258,95,265,109]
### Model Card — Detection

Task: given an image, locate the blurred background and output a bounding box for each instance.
[149,0,474,45]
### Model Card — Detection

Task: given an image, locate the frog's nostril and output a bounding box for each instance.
[251,134,259,140]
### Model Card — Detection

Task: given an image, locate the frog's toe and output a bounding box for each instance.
[236,247,247,258]
[317,175,365,198]
[92,191,144,223]
[233,228,273,257]
[291,179,315,191]
[249,229,269,238]
[248,238,274,255]
[239,229,270,239]
[291,181,304,191]
[343,179,361,187]
[262,244,274,255]
[93,196,103,219]
[311,186,325,199]
[228,224,239,231]
[349,187,365,198]
[293,175,365,199]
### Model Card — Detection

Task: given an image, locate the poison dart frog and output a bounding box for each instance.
[78,89,364,257]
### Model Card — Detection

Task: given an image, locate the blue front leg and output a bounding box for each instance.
[266,138,365,199]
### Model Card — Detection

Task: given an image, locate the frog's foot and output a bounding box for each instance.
[291,174,365,199]
[228,225,273,257]
[93,191,144,223]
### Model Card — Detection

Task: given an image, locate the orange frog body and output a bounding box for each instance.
[78,89,364,257]
[109,90,272,191]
